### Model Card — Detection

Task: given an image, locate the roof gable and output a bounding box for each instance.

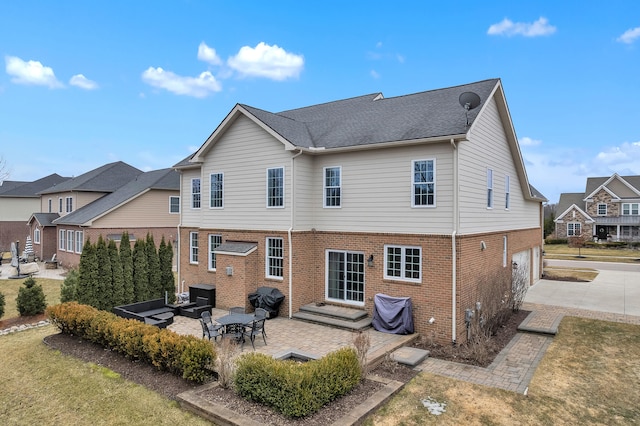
[0,174,69,198]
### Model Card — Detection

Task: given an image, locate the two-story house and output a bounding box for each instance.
[0,173,69,252]
[555,173,640,242]
[174,78,546,344]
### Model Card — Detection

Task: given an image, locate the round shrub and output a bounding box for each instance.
[16,277,47,316]
[0,292,5,319]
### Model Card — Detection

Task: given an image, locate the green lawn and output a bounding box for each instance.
[544,243,640,263]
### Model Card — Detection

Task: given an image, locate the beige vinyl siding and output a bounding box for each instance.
[180,169,203,228]
[92,190,180,228]
[41,191,105,216]
[292,154,314,229]
[457,97,539,234]
[0,198,39,221]
[200,116,292,231]
[307,143,455,234]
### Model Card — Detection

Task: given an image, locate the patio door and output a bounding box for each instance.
[326,250,365,305]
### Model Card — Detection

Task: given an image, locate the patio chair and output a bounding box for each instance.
[229,306,246,314]
[243,318,267,350]
[199,318,222,341]
[200,311,223,341]
[254,307,268,319]
[223,322,245,344]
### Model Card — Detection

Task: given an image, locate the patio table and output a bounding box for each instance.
[216,313,255,343]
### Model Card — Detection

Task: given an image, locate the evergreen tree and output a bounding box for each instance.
[145,233,161,298]
[132,238,149,301]
[0,292,5,319]
[60,269,79,302]
[109,239,125,308]
[77,238,99,307]
[95,235,112,310]
[120,232,134,304]
[16,277,47,316]
[159,236,176,303]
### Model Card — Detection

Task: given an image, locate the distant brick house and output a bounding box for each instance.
[174,79,546,344]
[555,173,640,242]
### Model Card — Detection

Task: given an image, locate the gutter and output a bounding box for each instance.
[450,138,459,344]
[288,149,304,318]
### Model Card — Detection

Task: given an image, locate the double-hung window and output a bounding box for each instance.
[208,234,222,271]
[505,175,510,210]
[266,237,284,279]
[190,232,199,263]
[66,197,73,213]
[384,245,422,283]
[487,168,494,209]
[191,178,201,209]
[59,229,66,250]
[58,198,63,213]
[75,231,83,253]
[324,166,341,207]
[412,159,435,207]
[567,223,581,236]
[169,196,180,213]
[597,203,607,216]
[66,230,74,252]
[210,173,224,208]
[48,199,52,213]
[267,167,284,208]
[34,228,41,244]
[622,203,639,215]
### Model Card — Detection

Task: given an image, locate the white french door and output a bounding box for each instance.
[326,250,365,305]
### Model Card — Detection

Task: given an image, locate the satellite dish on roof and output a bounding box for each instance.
[459,91,481,126]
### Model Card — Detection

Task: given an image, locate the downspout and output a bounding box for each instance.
[288,149,304,318]
[176,171,183,294]
[450,138,459,344]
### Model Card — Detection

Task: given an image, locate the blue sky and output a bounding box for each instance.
[1,1,638,203]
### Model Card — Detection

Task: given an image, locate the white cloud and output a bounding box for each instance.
[141,67,222,98]
[227,42,304,80]
[370,70,380,79]
[617,27,640,44]
[197,41,222,65]
[5,55,64,88]
[595,141,640,168]
[69,74,98,90]
[488,17,556,37]
[519,136,542,146]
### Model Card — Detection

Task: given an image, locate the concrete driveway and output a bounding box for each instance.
[525,259,640,316]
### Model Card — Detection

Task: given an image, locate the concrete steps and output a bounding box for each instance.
[292,303,372,331]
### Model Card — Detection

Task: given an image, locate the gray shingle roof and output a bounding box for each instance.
[557,193,586,217]
[39,161,142,195]
[30,213,60,227]
[585,175,640,198]
[0,174,69,198]
[54,168,179,226]
[240,79,499,149]
[214,241,258,255]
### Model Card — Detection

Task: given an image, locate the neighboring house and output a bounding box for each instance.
[174,78,546,344]
[555,173,640,242]
[28,166,181,268]
[0,173,69,252]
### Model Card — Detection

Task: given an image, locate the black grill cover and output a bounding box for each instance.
[248,287,285,318]
[372,293,414,334]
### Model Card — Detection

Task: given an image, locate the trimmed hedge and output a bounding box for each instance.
[46,302,215,383]
[544,238,568,245]
[234,347,361,418]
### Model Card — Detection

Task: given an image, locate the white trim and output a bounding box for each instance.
[486,168,493,209]
[265,237,284,280]
[383,244,422,283]
[505,175,510,210]
[191,178,201,209]
[208,234,222,271]
[502,236,508,267]
[323,166,342,208]
[266,166,285,208]
[325,249,366,306]
[169,196,180,214]
[189,231,199,264]
[209,172,224,209]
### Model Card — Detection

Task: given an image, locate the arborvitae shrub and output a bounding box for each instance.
[16,277,47,316]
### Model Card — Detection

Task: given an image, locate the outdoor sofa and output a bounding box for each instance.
[113,298,176,328]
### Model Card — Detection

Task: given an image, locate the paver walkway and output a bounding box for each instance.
[415,302,640,394]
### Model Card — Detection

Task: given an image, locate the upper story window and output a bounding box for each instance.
[267,167,284,208]
[412,159,435,207]
[48,198,52,213]
[505,175,510,210]
[597,203,607,216]
[170,196,180,214]
[58,197,63,213]
[266,237,284,279]
[324,166,341,208]
[384,245,422,283]
[208,234,222,271]
[567,222,582,236]
[622,203,639,215]
[210,173,224,208]
[65,197,73,213]
[191,178,201,209]
[190,231,199,263]
[487,168,494,209]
